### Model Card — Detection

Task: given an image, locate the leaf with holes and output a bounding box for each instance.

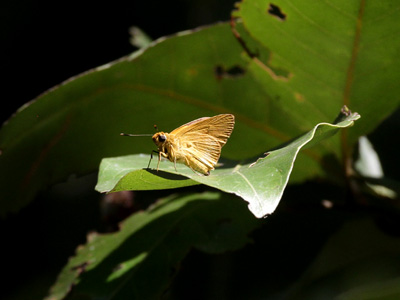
[96,107,360,218]
[233,0,400,145]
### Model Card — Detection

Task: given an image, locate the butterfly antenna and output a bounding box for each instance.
[120,133,153,137]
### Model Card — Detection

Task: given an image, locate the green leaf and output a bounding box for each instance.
[355,136,384,178]
[45,192,260,300]
[96,108,360,218]
[95,154,199,192]
[233,0,400,145]
[129,26,152,49]
[354,136,399,200]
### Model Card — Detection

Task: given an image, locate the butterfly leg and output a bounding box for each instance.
[148,150,159,169]
[157,151,162,171]
[156,151,169,171]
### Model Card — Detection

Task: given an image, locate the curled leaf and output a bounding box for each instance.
[96,108,360,218]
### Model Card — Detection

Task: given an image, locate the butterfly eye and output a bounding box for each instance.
[159,135,166,142]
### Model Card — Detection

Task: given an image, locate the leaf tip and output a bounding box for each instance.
[334,105,361,124]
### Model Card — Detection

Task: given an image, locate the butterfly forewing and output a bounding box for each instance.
[170,114,235,147]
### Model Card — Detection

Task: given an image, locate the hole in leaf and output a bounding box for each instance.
[214,65,246,79]
[268,3,286,21]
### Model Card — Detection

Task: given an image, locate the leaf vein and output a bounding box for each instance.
[236,169,261,207]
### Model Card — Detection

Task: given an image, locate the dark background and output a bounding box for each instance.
[1,0,235,125]
[2,1,400,299]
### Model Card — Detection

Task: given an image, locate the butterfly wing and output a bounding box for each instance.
[169,114,235,174]
[170,114,235,147]
[181,134,222,169]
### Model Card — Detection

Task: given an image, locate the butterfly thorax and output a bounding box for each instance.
[153,132,191,165]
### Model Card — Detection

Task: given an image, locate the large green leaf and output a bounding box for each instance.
[45,192,260,300]
[233,0,400,144]
[96,108,360,218]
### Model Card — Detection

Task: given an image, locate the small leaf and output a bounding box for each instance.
[96,107,360,218]
[354,136,398,200]
[360,177,399,200]
[355,136,384,178]
[46,192,260,300]
[129,26,152,48]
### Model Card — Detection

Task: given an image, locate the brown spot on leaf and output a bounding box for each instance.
[294,92,305,103]
[186,68,198,76]
[214,65,246,80]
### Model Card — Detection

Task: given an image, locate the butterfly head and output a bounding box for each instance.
[152,132,168,147]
